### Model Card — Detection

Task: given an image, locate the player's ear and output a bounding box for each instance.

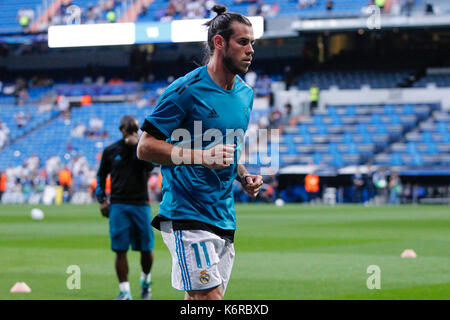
[213,34,225,51]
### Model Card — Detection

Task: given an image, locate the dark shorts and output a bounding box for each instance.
[109,203,154,252]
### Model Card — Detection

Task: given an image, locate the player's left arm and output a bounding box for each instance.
[237,164,263,198]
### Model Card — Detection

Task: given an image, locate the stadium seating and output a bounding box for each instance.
[0,0,42,34]
[0,0,436,34]
[1,99,448,172]
[297,70,412,90]
[54,82,141,97]
[412,73,450,88]
[137,0,372,22]
[0,64,449,175]
[0,103,154,170]
[373,105,450,168]
[271,103,443,168]
[0,105,56,142]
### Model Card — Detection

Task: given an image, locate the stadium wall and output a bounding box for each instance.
[275,87,450,112]
[0,49,131,70]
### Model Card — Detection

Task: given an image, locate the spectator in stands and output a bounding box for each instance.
[400,0,414,16]
[364,164,375,205]
[0,121,10,150]
[185,0,206,19]
[255,74,272,98]
[70,155,88,177]
[271,2,280,16]
[298,0,317,9]
[81,94,92,106]
[387,0,402,15]
[34,168,48,194]
[258,175,278,203]
[25,154,40,173]
[108,76,123,84]
[89,115,103,135]
[268,106,283,131]
[66,140,76,154]
[60,0,74,15]
[58,165,72,203]
[84,4,101,24]
[64,3,82,25]
[278,103,297,134]
[256,1,279,17]
[257,112,270,131]
[53,0,73,26]
[283,65,295,90]
[148,172,162,203]
[375,0,386,13]
[106,10,117,23]
[0,171,6,202]
[86,115,108,139]
[16,88,30,106]
[309,83,319,114]
[424,1,434,15]
[373,167,388,205]
[0,129,7,150]
[298,0,308,9]
[38,95,55,113]
[305,171,320,203]
[247,2,258,15]
[14,111,31,128]
[245,69,257,88]
[326,0,334,11]
[388,171,402,204]
[56,95,71,118]
[17,8,35,31]
[46,155,62,182]
[160,1,176,21]
[352,168,364,203]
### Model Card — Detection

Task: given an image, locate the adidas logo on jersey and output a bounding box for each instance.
[208,109,219,119]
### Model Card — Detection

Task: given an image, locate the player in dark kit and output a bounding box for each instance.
[96,115,155,300]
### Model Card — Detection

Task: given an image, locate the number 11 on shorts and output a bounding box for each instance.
[191,242,211,269]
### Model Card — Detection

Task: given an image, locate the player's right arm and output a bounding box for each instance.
[137,131,235,169]
[96,148,111,218]
[137,91,234,169]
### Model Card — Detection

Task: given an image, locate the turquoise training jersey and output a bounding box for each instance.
[144,65,254,230]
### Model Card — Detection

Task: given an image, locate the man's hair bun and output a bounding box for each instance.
[212,4,227,16]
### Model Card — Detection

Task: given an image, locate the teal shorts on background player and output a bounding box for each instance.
[109,204,154,252]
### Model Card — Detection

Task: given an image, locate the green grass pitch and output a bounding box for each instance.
[0,203,449,300]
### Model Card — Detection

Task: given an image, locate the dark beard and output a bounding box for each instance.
[223,53,247,75]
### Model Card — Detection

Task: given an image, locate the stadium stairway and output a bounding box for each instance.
[30,0,65,33]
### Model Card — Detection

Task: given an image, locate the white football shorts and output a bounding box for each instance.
[160,221,235,294]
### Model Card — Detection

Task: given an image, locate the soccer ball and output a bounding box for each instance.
[30,208,44,221]
[275,198,285,207]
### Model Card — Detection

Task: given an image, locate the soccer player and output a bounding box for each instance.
[137,5,263,300]
[96,115,155,300]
